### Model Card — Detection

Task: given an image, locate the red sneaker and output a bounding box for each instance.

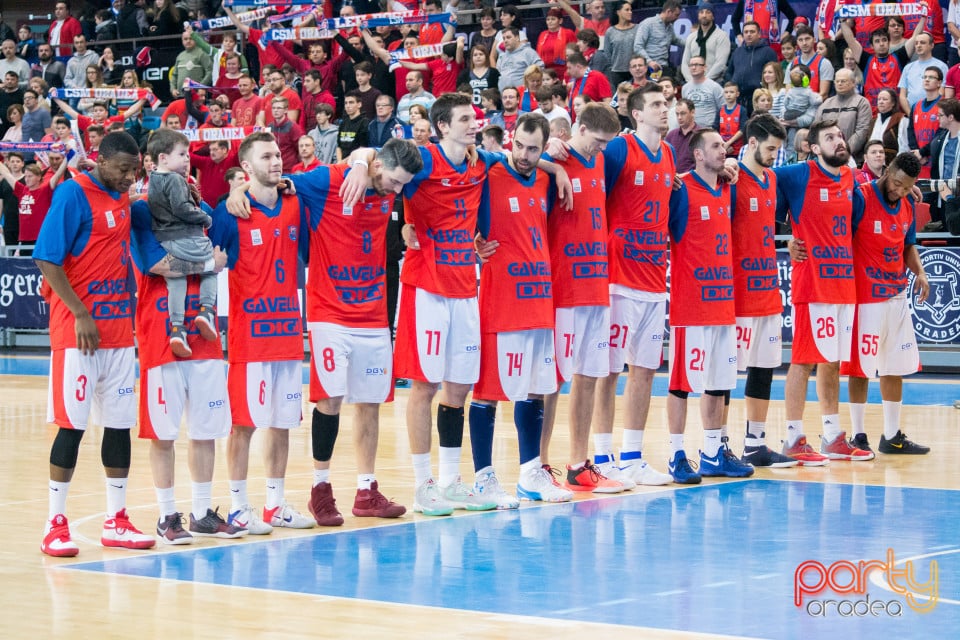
[821,431,875,461]
[782,436,830,466]
[352,481,406,518]
[41,514,79,557]
[564,461,624,494]
[308,482,345,526]
[102,509,156,549]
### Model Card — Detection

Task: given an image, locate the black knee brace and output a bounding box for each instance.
[437,404,465,448]
[50,428,84,469]
[312,408,340,462]
[744,366,774,401]
[669,389,689,399]
[101,427,131,469]
[703,389,727,397]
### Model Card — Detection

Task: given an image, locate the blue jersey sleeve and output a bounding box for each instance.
[130,200,167,273]
[401,146,435,199]
[287,166,332,231]
[851,186,866,235]
[477,159,496,239]
[602,135,628,193]
[773,162,810,226]
[905,196,918,246]
[668,182,689,242]
[207,201,240,269]
[729,183,738,222]
[33,180,93,265]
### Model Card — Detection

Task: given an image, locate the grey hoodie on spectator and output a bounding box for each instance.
[497,42,543,92]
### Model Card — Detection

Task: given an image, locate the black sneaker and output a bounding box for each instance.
[189,507,249,538]
[879,431,930,455]
[742,442,799,468]
[157,512,193,545]
[851,433,873,453]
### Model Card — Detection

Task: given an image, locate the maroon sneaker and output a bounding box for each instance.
[308,482,344,526]
[352,481,407,518]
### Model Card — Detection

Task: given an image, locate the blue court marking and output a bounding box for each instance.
[66,480,959,639]
[2,355,958,405]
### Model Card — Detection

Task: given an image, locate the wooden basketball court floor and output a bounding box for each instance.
[1,355,958,639]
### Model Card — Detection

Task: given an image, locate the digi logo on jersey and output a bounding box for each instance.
[336,283,384,304]
[573,261,608,279]
[748,275,779,291]
[516,281,551,299]
[909,248,960,343]
[436,247,477,267]
[92,299,132,320]
[251,318,301,337]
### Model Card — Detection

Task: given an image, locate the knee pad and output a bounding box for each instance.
[703,389,727,397]
[669,389,689,400]
[312,408,340,462]
[50,428,84,469]
[101,427,131,469]
[745,366,774,401]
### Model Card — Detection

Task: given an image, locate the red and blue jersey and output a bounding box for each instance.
[547,146,609,308]
[209,192,306,363]
[794,53,826,93]
[667,172,735,327]
[912,97,940,169]
[400,145,493,299]
[851,180,917,302]
[731,164,782,317]
[34,173,134,350]
[775,159,856,304]
[718,104,744,156]
[130,200,222,369]
[477,156,553,333]
[863,54,903,111]
[288,164,396,329]
[603,134,676,294]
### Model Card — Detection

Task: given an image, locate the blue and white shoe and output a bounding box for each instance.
[594,454,637,490]
[517,466,573,502]
[701,440,755,478]
[668,451,702,484]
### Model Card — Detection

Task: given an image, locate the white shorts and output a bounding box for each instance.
[308,322,393,404]
[668,325,737,393]
[228,360,303,429]
[473,329,558,402]
[394,284,480,385]
[48,347,136,430]
[608,295,666,372]
[843,296,920,378]
[792,303,855,364]
[554,305,611,381]
[139,360,231,441]
[736,314,783,370]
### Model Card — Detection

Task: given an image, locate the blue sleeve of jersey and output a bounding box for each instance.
[668,183,689,242]
[851,186,866,235]
[602,136,627,193]
[729,183,738,222]
[130,200,167,273]
[401,146,434,199]
[208,202,240,269]
[288,166,332,230]
[477,165,493,239]
[905,197,918,246]
[773,162,809,226]
[33,180,93,265]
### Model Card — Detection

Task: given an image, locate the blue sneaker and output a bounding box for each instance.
[701,441,755,478]
[668,451,701,484]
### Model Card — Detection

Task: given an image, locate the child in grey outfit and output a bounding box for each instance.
[146,128,218,357]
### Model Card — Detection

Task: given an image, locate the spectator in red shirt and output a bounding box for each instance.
[0,156,67,245]
[259,68,302,127]
[52,98,144,148]
[214,53,244,106]
[566,51,612,107]
[190,139,240,207]
[537,8,578,77]
[48,2,83,58]
[398,38,465,97]
[269,96,304,172]
[419,0,456,45]
[225,5,295,82]
[300,69,337,132]
[231,75,262,128]
[290,136,322,173]
[269,32,366,97]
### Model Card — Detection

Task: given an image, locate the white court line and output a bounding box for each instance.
[653,589,687,597]
[869,547,960,606]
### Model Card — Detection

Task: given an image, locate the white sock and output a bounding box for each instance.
[265,478,284,510]
[786,420,804,446]
[720,424,729,440]
[105,477,127,517]
[849,403,866,436]
[621,429,644,455]
[746,421,766,443]
[882,401,902,440]
[670,434,684,455]
[703,429,722,457]
[155,486,176,518]
[49,480,70,521]
[822,414,841,442]
[411,452,433,486]
[438,447,461,487]
[191,482,212,519]
[520,456,541,476]
[593,432,613,457]
[357,474,375,490]
[313,469,330,486]
[229,479,248,511]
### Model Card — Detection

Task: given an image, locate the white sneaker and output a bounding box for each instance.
[413,478,455,516]
[517,466,573,503]
[228,504,273,535]
[620,456,672,486]
[595,460,637,490]
[441,476,498,511]
[264,502,316,529]
[101,509,156,550]
[473,469,520,510]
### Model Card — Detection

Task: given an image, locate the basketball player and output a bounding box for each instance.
[285,138,423,522]
[208,132,315,534]
[469,113,574,507]
[130,201,246,542]
[666,129,755,483]
[730,114,799,468]
[35,131,155,556]
[540,102,629,495]
[775,119,871,463]
[592,84,677,486]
